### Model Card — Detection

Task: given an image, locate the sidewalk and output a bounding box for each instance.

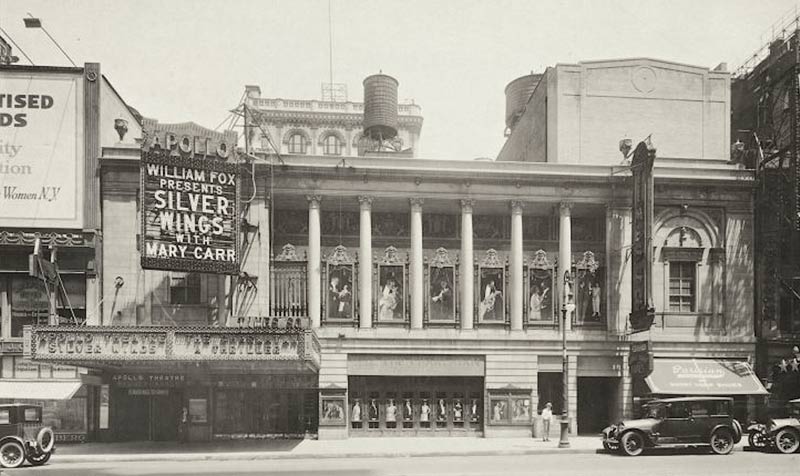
[54,436,608,463]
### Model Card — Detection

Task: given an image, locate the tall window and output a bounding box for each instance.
[669,262,695,312]
[288,133,306,154]
[323,134,341,155]
[170,273,201,305]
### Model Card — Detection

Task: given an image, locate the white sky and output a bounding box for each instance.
[0,0,798,160]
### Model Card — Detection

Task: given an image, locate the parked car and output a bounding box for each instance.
[601,397,742,456]
[746,398,800,454]
[0,404,55,468]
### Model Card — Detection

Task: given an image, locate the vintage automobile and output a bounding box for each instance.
[0,404,55,468]
[601,397,742,456]
[746,398,800,454]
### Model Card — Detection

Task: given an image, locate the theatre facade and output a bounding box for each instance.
[22,57,766,441]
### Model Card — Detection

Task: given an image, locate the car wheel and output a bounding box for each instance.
[621,431,645,456]
[710,428,734,455]
[603,441,620,452]
[37,427,54,453]
[748,431,767,450]
[27,451,51,466]
[0,440,26,468]
[775,428,800,454]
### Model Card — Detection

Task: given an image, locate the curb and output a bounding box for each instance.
[54,447,603,463]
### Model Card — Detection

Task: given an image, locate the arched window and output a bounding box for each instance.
[288,134,306,154]
[323,134,342,155]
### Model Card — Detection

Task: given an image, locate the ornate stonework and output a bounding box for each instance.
[357,196,374,209]
[275,243,303,261]
[379,245,404,265]
[510,200,525,213]
[529,249,552,269]
[326,245,355,264]
[429,247,455,268]
[0,230,91,247]
[480,249,504,268]
[460,199,475,212]
[306,195,322,208]
[576,250,599,272]
[409,197,425,209]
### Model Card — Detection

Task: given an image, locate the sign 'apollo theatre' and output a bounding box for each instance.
[140,131,239,274]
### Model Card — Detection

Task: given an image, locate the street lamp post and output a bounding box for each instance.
[559,270,574,448]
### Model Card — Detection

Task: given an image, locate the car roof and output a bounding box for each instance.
[647,397,733,404]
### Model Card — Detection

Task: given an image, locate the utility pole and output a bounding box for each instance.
[559,270,575,448]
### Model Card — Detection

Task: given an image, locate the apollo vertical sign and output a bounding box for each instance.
[629,138,656,333]
[140,127,239,274]
[0,72,82,228]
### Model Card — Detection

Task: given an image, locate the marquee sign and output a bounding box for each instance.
[629,138,656,333]
[140,143,240,274]
[23,326,321,369]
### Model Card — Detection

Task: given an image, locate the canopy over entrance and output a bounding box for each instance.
[645,358,768,395]
[0,381,82,400]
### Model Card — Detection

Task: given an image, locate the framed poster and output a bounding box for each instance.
[377,246,406,322]
[527,250,554,324]
[189,398,207,423]
[321,398,346,424]
[574,251,604,326]
[325,245,356,321]
[428,248,456,322]
[478,249,505,323]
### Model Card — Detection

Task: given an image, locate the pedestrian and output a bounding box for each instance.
[178,406,189,443]
[541,402,553,442]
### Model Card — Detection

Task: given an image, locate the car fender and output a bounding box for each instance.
[708,423,738,443]
[0,435,26,449]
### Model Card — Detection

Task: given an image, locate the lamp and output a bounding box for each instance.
[23,13,77,67]
[619,138,633,160]
[559,270,575,448]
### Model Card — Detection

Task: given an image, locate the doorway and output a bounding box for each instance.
[577,377,617,434]
[112,388,183,441]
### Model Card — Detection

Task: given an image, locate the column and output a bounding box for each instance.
[460,199,475,330]
[409,198,424,329]
[358,196,373,328]
[510,200,524,330]
[307,195,322,328]
[558,202,573,331]
[257,195,271,315]
[606,206,632,334]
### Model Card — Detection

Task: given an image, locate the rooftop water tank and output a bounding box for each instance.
[363,73,399,140]
[504,73,542,130]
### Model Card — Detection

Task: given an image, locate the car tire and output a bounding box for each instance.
[27,451,51,466]
[710,428,734,455]
[0,440,26,468]
[621,431,645,456]
[748,432,767,450]
[37,427,55,453]
[775,428,800,454]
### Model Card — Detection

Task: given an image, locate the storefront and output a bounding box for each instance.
[23,324,321,442]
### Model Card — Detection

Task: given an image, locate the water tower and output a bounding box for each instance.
[360,73,402,155]
[504,73,542,136]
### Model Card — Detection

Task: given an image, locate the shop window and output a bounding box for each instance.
[322,134,341,155]
[669,262,696,312]
[169,273,201,305]
[10,275,86,336]
[288,133,306,154]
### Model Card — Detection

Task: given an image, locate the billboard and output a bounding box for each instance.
[0,72,82,228]
[140,134,239,274]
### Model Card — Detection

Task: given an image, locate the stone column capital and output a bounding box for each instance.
[357,195,374,210]
[409,197,425,210]
[510,200,525,214]
[558,201,572,215]
[460,198,476,213]
[306,195,322,209]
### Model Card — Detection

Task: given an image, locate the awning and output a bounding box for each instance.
[0,381,83,400]
[645,358,768,396]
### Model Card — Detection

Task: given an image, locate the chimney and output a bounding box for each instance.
[244,85,261,100]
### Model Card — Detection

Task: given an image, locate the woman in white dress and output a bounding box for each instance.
[378,280,398,320]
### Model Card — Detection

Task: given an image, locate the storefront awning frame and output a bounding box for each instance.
[644,358,768,396]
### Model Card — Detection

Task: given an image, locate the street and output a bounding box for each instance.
[5,451,800,476]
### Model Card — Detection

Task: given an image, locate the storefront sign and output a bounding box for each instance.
[11,276,48,313]
[629,341,653,377]
[112,373,186,388]
[24,326,320,368]
[13,356,41,378]
[645,358,769,395]
[0,72,82,228]
[140,145,240,274]
[348,354,486,376]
